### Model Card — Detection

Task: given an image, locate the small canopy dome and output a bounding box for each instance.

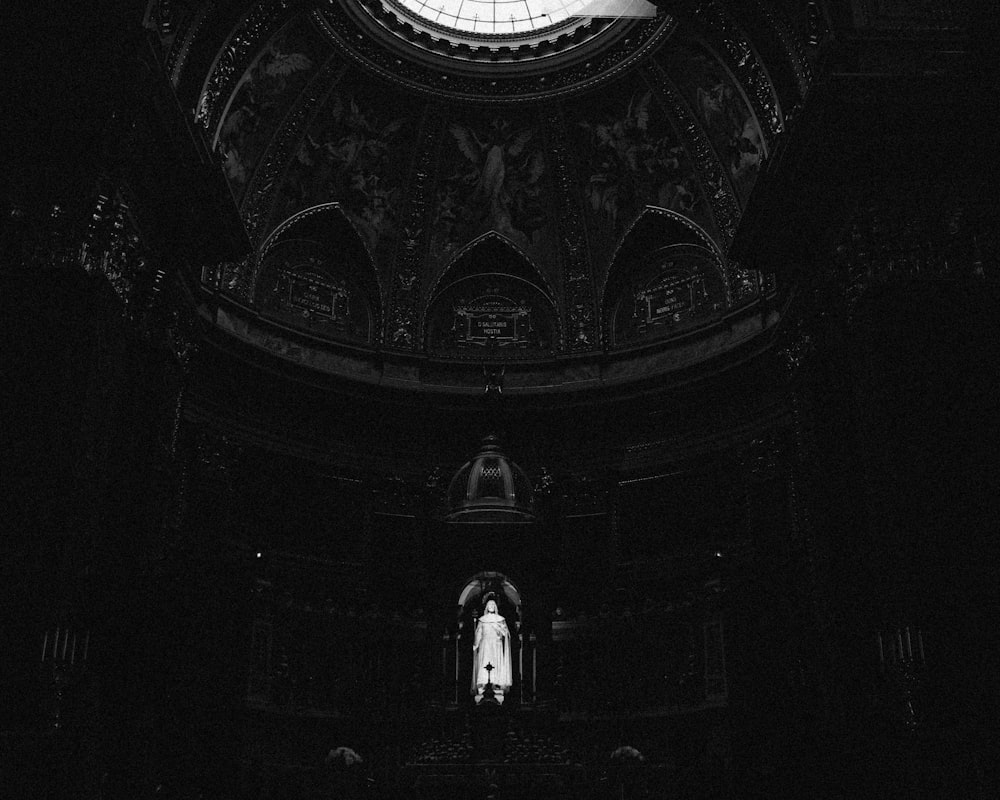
[446,436,534,522]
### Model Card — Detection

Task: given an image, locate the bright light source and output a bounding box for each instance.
[256,552,262,558]
[394,0,654,36]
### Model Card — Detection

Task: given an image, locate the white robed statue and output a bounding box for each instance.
[472,599,512,704]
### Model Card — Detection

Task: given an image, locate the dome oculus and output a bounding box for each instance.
[390,0,591,35]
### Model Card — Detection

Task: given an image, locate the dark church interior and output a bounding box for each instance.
[3,1,999,797]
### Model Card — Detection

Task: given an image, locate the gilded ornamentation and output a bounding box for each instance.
[383,107,440,349]
[609,244,727,346]
[216,17,323,197]
[268,83,416,289]
[195,0,301,136]
[727,260,760,304]
[641,63,740,245]
[220,258,255,301]
[831,196,995,320]
[390,306,415,347]
[79,190,147,313]
[240,56,347,251]
[693,1,783,142]
[660,43,765,206]
[752,0,813,97]
[543,108,594,349]
[313,3,671,102]
[165,2,211,86]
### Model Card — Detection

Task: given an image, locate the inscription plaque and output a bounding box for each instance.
[454,298,532,347]
[639,272,693,323]
[283,271,349,320]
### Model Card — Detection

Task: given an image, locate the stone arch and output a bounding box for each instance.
[254,203,383,343]
[457,571,524,619]
[426,231,556,309]
[601,207,728,347]
[424,232,560,356]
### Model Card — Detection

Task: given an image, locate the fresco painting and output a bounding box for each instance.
[570,84,704,266]
[431,115,553,270]
[661,45,764,205]
[216,17,325,198]
[272,86,416,254]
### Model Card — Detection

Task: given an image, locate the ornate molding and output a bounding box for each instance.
[754,0,813,99]
[166,1,215,88]
[831,193,993,322]
[194,0,305,139]
[314,0,673,104]
[383,105,442,350]
[850,0,968,33]
[692,1,783,145]
[641,61,741,248]
[544,106,597,351]
[239,55,349,280]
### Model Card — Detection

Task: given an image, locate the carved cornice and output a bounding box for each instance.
[313,0,674,104]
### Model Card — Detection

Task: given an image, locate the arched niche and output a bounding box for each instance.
[447,571,533,706]
[255,205,382,344]
[458,571,523,622]
[602,210,727,347]
[425,234,559,357]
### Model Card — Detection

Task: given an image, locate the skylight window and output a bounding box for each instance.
[391,0,654,36]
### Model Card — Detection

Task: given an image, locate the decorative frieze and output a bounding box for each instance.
[384,105,440,350]
[194,0,303,137]
[726,259,761,305]
[314,0,672,103]
[752,0,813,98]
[544,107,599,350]
[642,62,741,246]
[165,1,214,85]
[832,195,995,320]
[692,1,783,143]
[239,55,348,257]
[79,190,147,313]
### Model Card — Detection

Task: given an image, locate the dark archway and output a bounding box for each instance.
[254,204,383,343]
[602,208,727,347]
[425,233,560,357]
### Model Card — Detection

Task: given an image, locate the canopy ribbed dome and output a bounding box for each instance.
[446,436,534,522]
[178,0,787,393]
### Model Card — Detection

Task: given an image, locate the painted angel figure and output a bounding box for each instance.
[471,599,512,704]
[448,120,542,240]
[258,42,313,92]
[579,91,656,227]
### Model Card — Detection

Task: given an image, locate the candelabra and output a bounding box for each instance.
[40,627,90,731]
[877,625,925,732]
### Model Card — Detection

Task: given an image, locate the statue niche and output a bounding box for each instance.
[446,573,528,707]
[472,598,512,704]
